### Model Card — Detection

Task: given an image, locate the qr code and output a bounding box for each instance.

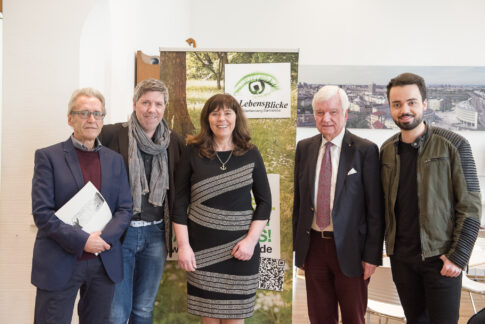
[258,257,285,291]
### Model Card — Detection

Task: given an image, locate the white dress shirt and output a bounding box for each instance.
[311,128,345,232]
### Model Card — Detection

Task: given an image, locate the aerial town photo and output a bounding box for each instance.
[297,66,485,131]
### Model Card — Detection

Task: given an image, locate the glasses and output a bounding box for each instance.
[70,110,105,120]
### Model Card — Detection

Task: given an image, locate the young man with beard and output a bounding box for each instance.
[380,73,482,323]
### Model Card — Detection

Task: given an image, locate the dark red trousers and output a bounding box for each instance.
[304,231,368,324]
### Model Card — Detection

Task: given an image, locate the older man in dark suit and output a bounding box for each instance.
[293,85,384,324]
[31,88,132,324]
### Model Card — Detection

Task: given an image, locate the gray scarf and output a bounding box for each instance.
[128,112,170,214]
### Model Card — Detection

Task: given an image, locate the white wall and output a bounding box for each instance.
[80,0,191,124]
[0,0,188,322]
[189,0,485,66]
[0,15,3,185]
[2,0,485,322]
[0,1,95,322]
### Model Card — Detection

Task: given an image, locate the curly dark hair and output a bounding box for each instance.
[188,94,253,159]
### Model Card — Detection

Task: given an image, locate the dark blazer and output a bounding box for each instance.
[31,138,133,291]
[292,130,384,277]
[98,123,185,255]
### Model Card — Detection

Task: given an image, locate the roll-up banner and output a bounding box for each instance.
[139,48,298,324]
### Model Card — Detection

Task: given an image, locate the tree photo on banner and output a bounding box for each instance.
[148,49,298,324]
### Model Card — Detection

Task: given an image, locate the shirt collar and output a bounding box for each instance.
[397,122,428,149]
[71,135,102,152]
[321,127,345,148]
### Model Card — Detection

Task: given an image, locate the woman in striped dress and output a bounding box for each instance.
[172,93,271,323]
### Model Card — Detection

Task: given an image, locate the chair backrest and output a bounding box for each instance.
[368,266,402,305]
[468,237,485,268]
[462,273,485,294]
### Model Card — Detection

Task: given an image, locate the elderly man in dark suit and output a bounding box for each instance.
[293,85,384,324]
[31,88,133,324]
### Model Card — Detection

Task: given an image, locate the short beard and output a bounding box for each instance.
[393,114,424,131]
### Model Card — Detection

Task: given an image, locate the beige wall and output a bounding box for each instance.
[0,1,95,322]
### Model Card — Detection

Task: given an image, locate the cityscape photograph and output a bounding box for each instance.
[297,66,485,131]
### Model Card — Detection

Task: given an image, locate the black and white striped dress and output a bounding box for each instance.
[172,144,271,319]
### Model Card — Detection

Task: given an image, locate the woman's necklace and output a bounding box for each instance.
[215,151,233,171]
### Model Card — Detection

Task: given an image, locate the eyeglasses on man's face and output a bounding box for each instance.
[70,110,105,120]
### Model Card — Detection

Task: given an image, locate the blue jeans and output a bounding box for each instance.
[110,222,167,324]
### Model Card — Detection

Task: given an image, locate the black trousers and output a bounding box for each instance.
[34,257,115,324]
[390,256,462,324]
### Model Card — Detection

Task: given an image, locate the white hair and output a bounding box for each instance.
[68,88,106,115]
[312,85,349,112]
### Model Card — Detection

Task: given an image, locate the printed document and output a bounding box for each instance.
[55,181,112,233]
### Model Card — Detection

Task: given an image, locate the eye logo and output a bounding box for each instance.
[234,72,279,97]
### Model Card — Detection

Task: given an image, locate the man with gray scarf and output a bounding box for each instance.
[99,79,185,324]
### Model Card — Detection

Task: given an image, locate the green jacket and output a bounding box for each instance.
[380,125,481,269]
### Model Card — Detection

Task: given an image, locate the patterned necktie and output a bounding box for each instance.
[316,142,332,229]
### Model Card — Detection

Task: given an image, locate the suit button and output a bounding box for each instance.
[306,230,310,235]
[310,207,314,212]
